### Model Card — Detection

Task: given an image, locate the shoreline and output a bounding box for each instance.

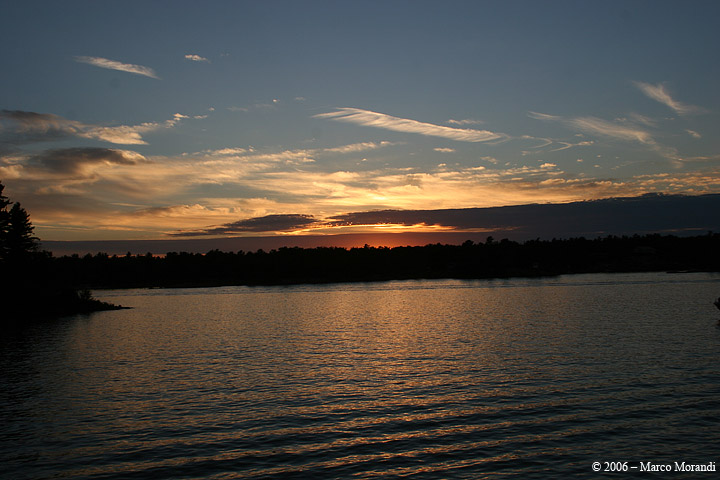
[89,268,720,292]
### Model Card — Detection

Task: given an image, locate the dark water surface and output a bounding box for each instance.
[2,272,720,478]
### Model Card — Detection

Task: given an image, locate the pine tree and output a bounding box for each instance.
[0,181,39,262]
[7,202,38,256]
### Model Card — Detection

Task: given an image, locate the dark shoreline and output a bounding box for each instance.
[7,233,717,323]
[4,288,130,323]
[60,233,720,290]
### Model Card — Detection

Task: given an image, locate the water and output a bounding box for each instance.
[2,272,720,478]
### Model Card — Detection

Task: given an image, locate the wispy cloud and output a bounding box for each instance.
[526,112,561,122]
[184,54,210,62]
[314,108,506,143]
[570,117,654,144]
[74,56,159,79]
[686,129,701,139]
[227,99,282,112]
[447,118,484,126]
[198,141,395,165]
[322,141,395,154]
[434,147,456,153]
[529,111,654,144]
[633,81,702,116]
[83,113,188,144]
[0,110,186,145]
[624,113,657,127]
[549,140,594,152]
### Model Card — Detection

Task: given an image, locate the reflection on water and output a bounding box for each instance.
[2,272,720,478]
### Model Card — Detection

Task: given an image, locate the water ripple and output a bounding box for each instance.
[2,273,720,479]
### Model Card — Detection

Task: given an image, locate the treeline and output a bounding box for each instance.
[54,233,720,289]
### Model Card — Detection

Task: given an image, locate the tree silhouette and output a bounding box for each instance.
[7,202,38,258]
[1,180,123,322]
[0,182,39,262]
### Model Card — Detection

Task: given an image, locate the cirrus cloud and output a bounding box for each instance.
[74,56,159,79]
[633,81,703,116]
[528,111,654,144]
[447,118,484,126]
[314,108,507,143]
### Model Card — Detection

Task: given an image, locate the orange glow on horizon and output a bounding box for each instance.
[285,222,464,236]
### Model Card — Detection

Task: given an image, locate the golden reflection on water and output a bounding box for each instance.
[6,273,720,478]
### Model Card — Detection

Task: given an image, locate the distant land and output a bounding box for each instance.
[42,193,720,256]
[52,233,720,289]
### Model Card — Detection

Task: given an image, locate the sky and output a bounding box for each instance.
[1,0,719,248]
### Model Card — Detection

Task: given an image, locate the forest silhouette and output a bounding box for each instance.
[3,179,720,323]
[55,233,720,289]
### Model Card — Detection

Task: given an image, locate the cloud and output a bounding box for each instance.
[82,113,187,144]
[549,140,594,152]
[0,110,186,145]
[686,129,701,139]
[184,54,210,62]
[74,56,159,79]
[571,117,654,144]
[447,119,484,126]
[323,194,720,238]
[625,113,657,127]
[201,147,250,156]
[1,147,150,198]
[529,111,654,145]
[175,214,320,236]
[12,140,720,239]
[527,112,562,122]
[0,110,79,145]
[322,141,394,154]
[314,108,506,143]
[197,141,394,165]
[227,100,282,112]
[28,148,147,175]
[633,82,702,115]
[434,147,456,153]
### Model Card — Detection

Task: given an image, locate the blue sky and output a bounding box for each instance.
[1,0,719,242]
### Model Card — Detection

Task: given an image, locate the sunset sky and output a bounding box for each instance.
[1,0,719,247]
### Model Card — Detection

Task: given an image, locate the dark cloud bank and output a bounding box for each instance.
[29,147,145,173]
[42,193,720,256]
[329,193,719,238]
[176,214,318,236]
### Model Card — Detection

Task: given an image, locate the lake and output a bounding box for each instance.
[2,272,720,478]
